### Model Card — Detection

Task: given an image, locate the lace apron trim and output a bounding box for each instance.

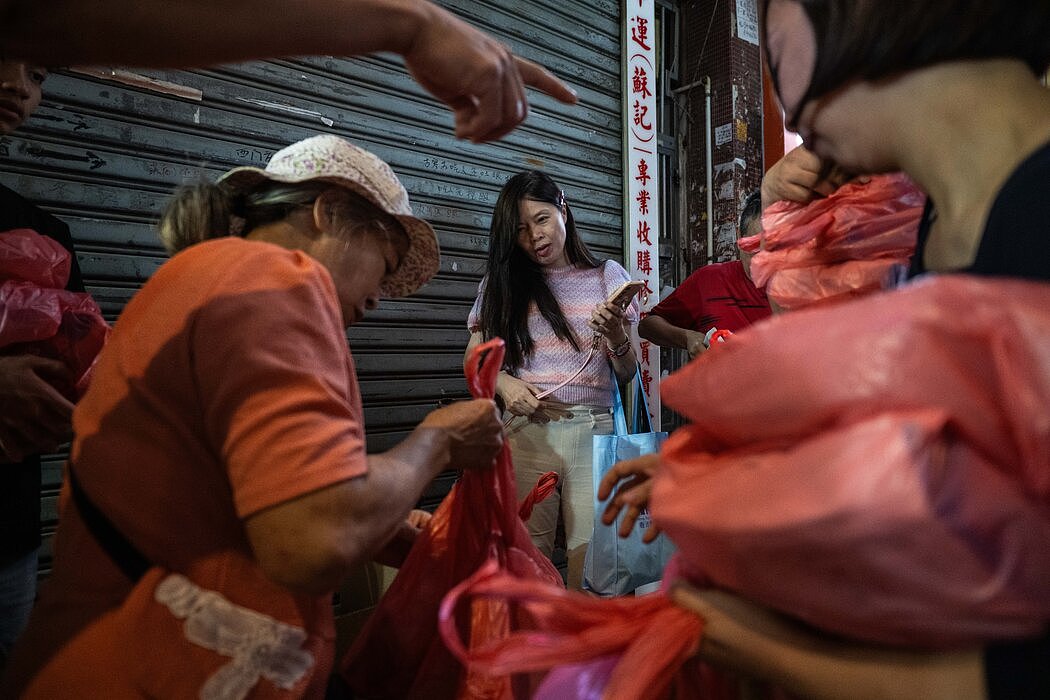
[154,573,315,700]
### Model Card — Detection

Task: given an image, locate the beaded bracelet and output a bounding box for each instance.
[607,337,632,357]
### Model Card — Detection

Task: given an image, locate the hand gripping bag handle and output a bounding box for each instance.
[468,339,561,525]
[466,337,505,400]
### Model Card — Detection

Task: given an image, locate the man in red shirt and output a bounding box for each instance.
[639,190,771,358]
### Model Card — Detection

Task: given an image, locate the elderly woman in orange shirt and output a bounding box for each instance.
[4,135,502,698]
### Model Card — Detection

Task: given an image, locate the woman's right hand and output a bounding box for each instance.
[421,398,503,469]
[495,372,542,417]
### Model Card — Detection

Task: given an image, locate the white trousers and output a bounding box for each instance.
[506,405,614,590]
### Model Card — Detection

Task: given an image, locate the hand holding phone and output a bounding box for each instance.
[605,280,645,310]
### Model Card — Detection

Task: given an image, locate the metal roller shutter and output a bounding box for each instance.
[0,0,623,575]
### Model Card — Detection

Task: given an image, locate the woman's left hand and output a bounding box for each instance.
[669,585,986,700]
[589,301,628,342]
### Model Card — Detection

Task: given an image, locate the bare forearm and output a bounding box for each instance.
[245,423,450,595]
[247,396,500,594]
[672,585,986,700]
[335,425,451,564]
[608,346,637,383]
[720,628,986,700]
[371,518,421,568]
[638,315,691,351]
[1,0,428,67]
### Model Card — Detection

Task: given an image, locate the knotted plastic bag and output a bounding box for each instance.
[739,174,924,310]
[653,275,1050,647]
[0,229,109,398]
[340,338,563,699]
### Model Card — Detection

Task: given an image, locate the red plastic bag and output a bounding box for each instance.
[0,280,65,345]
[761,258,905,311]
[340,339,563,699]
[15,296,110,398]
[0,230,110,399]
[439,560,706,700]
[0,228,71,288]
[739,174,924,309]
[517,470,558,521]
[654,275,1050,647]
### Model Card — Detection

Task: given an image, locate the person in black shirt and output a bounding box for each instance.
[0,58,84,669]
[762,0,1050,282]
[647,2,1050,698]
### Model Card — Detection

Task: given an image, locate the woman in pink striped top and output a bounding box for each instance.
[466,170,639,589]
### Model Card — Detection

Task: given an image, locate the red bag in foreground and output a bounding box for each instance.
[0,228,71,289]
[653,275,1050,647]
[439,560,707,700]
[739,174,924,310]
[341,338,563,698]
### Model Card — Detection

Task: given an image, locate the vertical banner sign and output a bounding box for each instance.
[624,0,661,428]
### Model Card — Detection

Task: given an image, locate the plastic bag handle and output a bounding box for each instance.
[517,470,559,521]
[612,371,629,436]
[439,560,703,698]
[465,337,506,400]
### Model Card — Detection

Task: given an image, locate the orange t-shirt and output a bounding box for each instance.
[6,237,369,698]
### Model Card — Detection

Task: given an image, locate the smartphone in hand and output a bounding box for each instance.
[605,280,645,310]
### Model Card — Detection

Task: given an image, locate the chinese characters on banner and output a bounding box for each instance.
[625,0,661,428]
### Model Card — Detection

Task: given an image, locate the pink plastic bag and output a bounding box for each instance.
[533,654,619,700]
[341,339,563,699]
[654,275,1050,646]
[739,174,923,309]
[0,228,71,289]
[761,258,906,311]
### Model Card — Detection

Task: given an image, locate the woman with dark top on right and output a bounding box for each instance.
[604,1,1050,697]
[725,0,1050,695]
[767,0,1050,693]
[761,0,1050,282]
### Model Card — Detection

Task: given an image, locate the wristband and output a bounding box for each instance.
[607,336,632,357]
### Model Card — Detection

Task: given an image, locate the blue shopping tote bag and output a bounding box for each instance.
[583,370,673,596]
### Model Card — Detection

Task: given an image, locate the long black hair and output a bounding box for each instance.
[477,170,600,371]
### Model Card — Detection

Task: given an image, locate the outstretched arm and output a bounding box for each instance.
[246,398,501,594]
[638,314,708,359]
[1,0,577,142]
[597,453,661,542]
[670,584,986,700]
